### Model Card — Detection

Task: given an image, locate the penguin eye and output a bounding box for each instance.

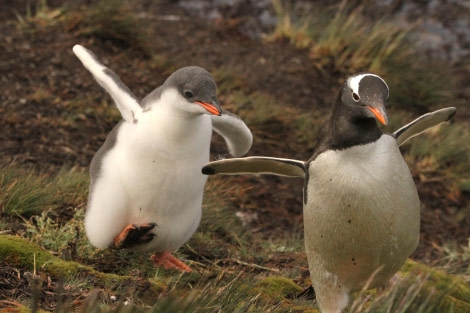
[184,90,193,98]
[352,92,360,102]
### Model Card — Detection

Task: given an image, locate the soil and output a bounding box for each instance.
[0,0,469,309]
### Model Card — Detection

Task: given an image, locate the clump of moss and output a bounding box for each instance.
[256,276,303,300]
[0,235,165,293]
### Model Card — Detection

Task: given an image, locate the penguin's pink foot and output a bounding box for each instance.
[150,251,192,272]
[113,223,157,249]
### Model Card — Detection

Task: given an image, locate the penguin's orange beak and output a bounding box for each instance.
[197,101,222,116]
[367,106,388,126]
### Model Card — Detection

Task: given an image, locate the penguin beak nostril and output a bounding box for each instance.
[196,100,222,116]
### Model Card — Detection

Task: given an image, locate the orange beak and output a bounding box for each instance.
[367,106,388,125]
[196,101,222,116]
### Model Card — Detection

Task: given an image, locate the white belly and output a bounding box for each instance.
[304,134,420,291]
[86,112,212,252]
[118,149,207,251]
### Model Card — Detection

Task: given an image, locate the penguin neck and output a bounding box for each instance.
[157,107,211,144]
[143,89,213,146]
[312,105,383,160]
[332,113,382,147]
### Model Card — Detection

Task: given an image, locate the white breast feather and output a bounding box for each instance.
[304,134,420,291]
[86,90,212,251]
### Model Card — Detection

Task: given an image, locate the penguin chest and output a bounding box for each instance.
[104,115,212,250]
[304,135,420,289]
[120,150,208,220]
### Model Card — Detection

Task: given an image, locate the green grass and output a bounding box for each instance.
[16,0,152,55]
[14,0,66,30]
[65,0,152,55]
[0,165,88,217]
[4,1,470,310]
[270,1,410,73]
[407,122,470,192]
[1,126,469,312]
[269,1,453,110]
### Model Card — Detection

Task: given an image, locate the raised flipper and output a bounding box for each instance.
[393,107,456,146]
[211,110,253,157]
[202,156,306,178]
[72,44,143,123]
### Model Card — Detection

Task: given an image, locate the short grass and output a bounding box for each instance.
[65,0,152,55]
[16,0,152,55]
[3,0,470,312]
[269,0,468,196]
[0,165,87,217]
[269,0,454,110]
[407,122,470,193]
[1,162,469,312]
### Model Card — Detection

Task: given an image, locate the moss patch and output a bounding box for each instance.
[256,275,303,300]
[0,235,165,296]
[400,259,470,312]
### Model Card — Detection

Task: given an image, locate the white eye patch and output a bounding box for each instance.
[347,73,389,98]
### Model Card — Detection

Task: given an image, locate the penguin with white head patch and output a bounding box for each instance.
[202,73,456,312]
[73,45,253,272]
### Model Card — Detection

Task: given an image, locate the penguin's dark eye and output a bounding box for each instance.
[352,92,360,102]
[184,90,193,98]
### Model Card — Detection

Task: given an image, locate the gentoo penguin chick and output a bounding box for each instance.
[72,45,253,272]
[202,73,456,312]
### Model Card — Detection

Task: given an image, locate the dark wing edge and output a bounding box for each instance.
[202,156,306,178]
[393,107,456,146]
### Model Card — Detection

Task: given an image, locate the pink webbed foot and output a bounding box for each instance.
[150,251,192,272]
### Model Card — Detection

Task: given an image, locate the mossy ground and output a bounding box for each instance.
[1,0,469,312]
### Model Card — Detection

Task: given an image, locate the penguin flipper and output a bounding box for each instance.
[211,110,253,157]
[202,156,306,178]
[393,107,456,146]
[72,44,142,123]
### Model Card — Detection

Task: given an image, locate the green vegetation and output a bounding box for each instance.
[270,0,453,110]
[65,0,152,55]
[2,0,468,312]
[270,0,469,199]
[14,0,65,30]
[0,165,87,217]
[1,163,468,312]
[15,0,152,55]
[407,123,470,193]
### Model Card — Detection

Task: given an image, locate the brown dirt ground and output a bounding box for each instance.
[1,0,469,307]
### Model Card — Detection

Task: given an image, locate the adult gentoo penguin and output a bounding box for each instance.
[73,44,252,272]
[202,73,456,312]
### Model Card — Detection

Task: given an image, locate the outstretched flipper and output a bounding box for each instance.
[211,110,253,157]
[393,107,456,146]
[72,44,143,123]
[202,156,306,178]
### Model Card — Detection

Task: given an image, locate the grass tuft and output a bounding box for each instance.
[65,0,152,55]
[0,164,87,217]
[407,122,470,192]
[269,1,453,110]
[14,0,66,30]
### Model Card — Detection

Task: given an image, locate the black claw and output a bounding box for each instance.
[118,223,157,249]
[141,222,158,231]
